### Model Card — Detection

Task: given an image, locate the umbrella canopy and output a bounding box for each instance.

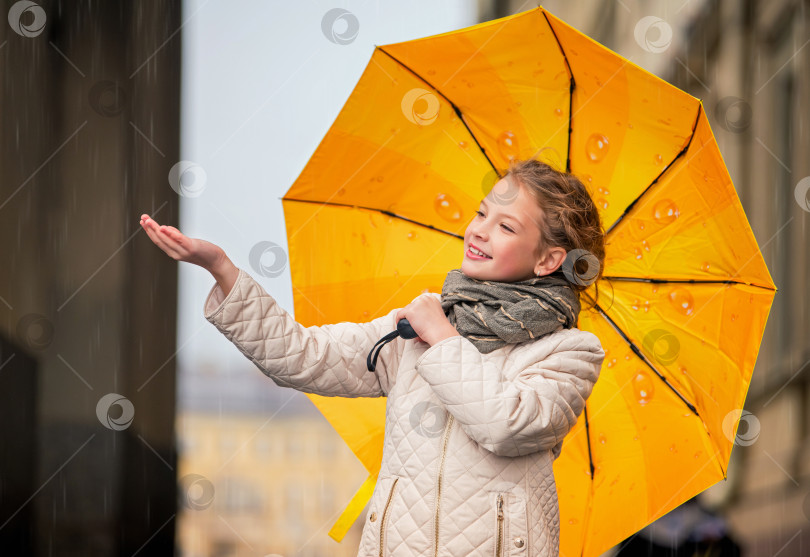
[280,6,776,556]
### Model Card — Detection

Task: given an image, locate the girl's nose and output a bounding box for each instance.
[471,225,489,240]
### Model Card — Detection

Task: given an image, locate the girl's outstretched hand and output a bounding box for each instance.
[139,214,224,270]
[140,214,239,296]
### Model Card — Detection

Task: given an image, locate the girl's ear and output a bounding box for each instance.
[534,247,567,276]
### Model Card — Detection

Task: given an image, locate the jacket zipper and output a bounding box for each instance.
[379,477,399,557]
[433,413,455,557]
[496,494,504,557]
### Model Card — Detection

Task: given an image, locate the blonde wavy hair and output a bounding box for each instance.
[502,155,607,311]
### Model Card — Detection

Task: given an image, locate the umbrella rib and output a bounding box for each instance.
[604,105,702,239]
[375,46,499,177]
[584,296,700,417]
[602,275,777,291]
[583,403,595,480]
[541,10,575,173]
[281,197,464,239]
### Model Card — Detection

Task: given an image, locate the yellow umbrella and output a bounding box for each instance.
[281,6,776,556]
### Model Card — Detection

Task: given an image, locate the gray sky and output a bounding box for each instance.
[176,1,477,389]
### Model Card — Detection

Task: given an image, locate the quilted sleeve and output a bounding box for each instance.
[203,267,403,397]
[413,328,604,457]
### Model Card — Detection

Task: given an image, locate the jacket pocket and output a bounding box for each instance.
[364,475,400,557]
[493,491,529,556]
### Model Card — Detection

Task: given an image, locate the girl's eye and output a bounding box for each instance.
[476,210,513,232]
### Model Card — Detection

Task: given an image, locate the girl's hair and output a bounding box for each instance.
[503,155,606,311]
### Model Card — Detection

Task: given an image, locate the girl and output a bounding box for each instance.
[141,158,606,557]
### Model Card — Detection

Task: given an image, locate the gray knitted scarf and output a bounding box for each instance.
[440,268,581,353]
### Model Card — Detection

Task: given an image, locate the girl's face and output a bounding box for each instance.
[461,176,547,283]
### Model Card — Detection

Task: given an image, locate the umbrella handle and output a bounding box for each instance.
[366,319,419,372]
[396,318,418,339]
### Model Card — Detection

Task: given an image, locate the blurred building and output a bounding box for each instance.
[0,1,182,555]
[175,361,369,557]
[487,0,810,555]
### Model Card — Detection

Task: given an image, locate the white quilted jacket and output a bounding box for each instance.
[204,268,605,557]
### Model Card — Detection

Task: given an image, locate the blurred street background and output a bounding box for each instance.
[0,0,808,555]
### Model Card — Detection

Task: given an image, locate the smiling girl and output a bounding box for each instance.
[141,157,606,557]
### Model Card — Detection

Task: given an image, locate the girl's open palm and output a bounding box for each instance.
[140,214,224,271]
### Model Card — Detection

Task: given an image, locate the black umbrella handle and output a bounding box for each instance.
[397,318,418,339]
[367,319,418,372]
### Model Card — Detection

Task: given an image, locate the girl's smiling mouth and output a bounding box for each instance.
[466,243,492,260]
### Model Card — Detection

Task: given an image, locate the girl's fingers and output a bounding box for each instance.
[142,224,172,253]
[162,226,185,243]
[140,216,194,262]
[142,222,182,258]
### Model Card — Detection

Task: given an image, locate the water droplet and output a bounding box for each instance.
[633,371,654,404]
[599,432,607,444]
[631,299,640,311]
[694,451,702,459]
[633,247,643,260]
[595,197,609,209]
[670,444,677,453]
[407,231,417,240]
[362,310,370,318]
[638,222,645,231]
[393,269,399,277]
[731,313,738,321]
[337,187,346,196]
[642,239,651,252]
[668,288,694,315]
[458,141,468,149]
[654,153,663,164]
[425,160,431,166]
[434,193,463,222]
[606,358,617,368]
[585,133,610,162]
[554,107,562,116]
[652,199,680,225]
[568,518,579,525]
[427,69,436,75]
[701,261,711,272]
[497,130,519,161]
[376,175,384,182]
[628,123,634,129]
